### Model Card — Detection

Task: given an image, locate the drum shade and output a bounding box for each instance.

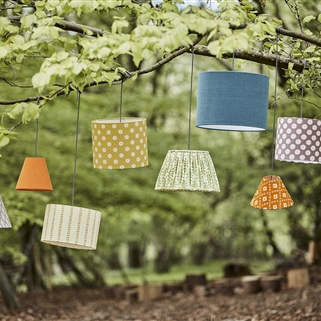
[41,204,101,250]
[250,175,293,210]
[16,157,53,191]
[196,71,269,131]
[92,117,148,169]
[155,150,220,192]
[275,117,321,164]
[0,196,11,228]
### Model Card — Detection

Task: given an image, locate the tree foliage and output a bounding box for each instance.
[1,0,321,309]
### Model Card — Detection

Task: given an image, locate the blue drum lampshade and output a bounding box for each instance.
[196,71,269,131]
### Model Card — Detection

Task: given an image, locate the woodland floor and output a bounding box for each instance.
[1,284,321,321]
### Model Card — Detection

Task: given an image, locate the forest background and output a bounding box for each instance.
[0,0,321,311]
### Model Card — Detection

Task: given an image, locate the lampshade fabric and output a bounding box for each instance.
[41,204,101,250]
[196,71,269,131]
[16,157,53,191]
[155,150,220,192]
[250,175,293,210]
[275,117,321,164]
[0,196,11,228]
[92,117,148,169]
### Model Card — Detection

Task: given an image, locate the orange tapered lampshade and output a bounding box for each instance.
[16,157,53,191]
[250,175,293,210]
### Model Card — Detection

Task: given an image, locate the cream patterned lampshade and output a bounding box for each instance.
[155,150,220,192]
[41,204,101,250]
[250,175,293,210]
[92,117,148,169]
[275,117,321,164]
[0,196,11,228]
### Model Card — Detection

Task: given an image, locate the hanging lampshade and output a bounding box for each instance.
[155,150,220,192]
[250,175,294,210]
[41,204,101,250]
[0,196,11,228]
[275,117,321,164]
[91,117,148,169]
[16,157,53,191]
[196,71,269,131]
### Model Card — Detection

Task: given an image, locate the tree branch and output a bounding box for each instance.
[194,47,309,72]
[8,15,110,37]
[0,45,311,106]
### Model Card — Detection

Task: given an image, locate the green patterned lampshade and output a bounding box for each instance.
[155,150,220,192]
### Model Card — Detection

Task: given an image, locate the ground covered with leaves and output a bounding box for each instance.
[1,284,321,321]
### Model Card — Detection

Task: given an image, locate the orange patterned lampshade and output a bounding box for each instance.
[91,117,148,169]
[0,196,11,228]
[41,204,101,250]
[250,175,293,210]
[16,157,53,191]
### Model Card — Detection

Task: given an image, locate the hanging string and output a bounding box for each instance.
[270,30,280,177]
[119,81,123,123]
[188,47,195,150]
[300,59,307,118]
[72,91,81,207]
[34,96,40,157]
[232,50,235,71]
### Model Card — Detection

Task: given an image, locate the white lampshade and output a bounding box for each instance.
[41,204,101,250]
[0,196,11,228]
[275,117,321,164]
[155,150,220,192]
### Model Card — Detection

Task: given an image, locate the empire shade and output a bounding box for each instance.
[155,150,220,192]
[41,204,101,250]
[275,117,321,164]
[0,196,11,228]
[196,71,269,131]
[250,175,293,210]
[16,157,53,191]
[92,117,148,169]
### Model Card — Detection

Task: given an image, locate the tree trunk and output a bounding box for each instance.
[14,222,43,291]
[155,247,171,273]
[54,247,95,287]
[128,241,141,268]
[0,262,19,310]
[260,210,284,258]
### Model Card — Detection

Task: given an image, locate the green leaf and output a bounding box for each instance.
[0,134,9,148]
[22,103,40,124]
[303,15,316,24]
[0,47,8,59]
[32,72,51,92]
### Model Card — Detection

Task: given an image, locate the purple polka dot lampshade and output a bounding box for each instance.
[275,117,321,164]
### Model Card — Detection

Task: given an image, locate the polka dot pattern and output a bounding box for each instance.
[250,175,293,210]
[275,117,321,164]
[92,118,148,170]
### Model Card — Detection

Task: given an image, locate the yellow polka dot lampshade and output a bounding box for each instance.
[92,118,148,169]
[275,117,321,164]
[155,150,220,192]
[250,175,294,210]
[41,204,101,250]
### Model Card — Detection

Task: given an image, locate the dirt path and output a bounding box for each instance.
[1,284,321,321]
